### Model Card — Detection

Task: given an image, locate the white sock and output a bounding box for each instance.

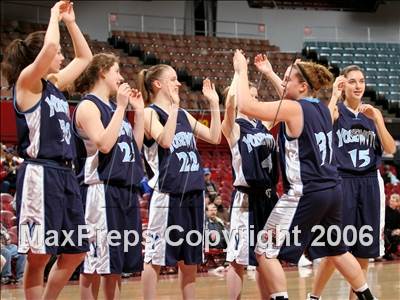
[270,292,289,298]
[355,283,369,292]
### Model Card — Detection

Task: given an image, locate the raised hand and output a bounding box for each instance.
[254,53,273,75]
[359,104,380,122]
[202,78,219,106]
[51,1,70,22]
[116,83,131,109]
[233,49,248,74]
[129,88,144,110]
[167,80,180,106]
[331,75,347,100]
[60,1,75,24]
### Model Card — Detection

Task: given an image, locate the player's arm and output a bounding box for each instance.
[359,104,396,154]
[52,2,93,91]
[75,84,130,154]
[234,50,303,138]
[16,1,67,111]
[186,79,222,144]
[254,53,284,98]
[328,76,347,124]
[129,89,145,150]
[221,73,240,146]
[144,105,179,149]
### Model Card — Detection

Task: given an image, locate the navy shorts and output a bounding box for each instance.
[338,171,385,258]
[16,161,89,255]
[227,187,278,266]
[256,184,347,264]
[80,184,143,274]
[144,190,204,266]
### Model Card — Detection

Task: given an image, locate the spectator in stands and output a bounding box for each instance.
[213,194,230,225]
[204,167,218,201]
[1,1,92,298]
[383,164,399,185]
[384,193,400,260]
[1,224,25,284]
[0,146,18,193]
[205,203,227,250]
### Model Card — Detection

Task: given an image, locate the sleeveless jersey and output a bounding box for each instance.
[14,79,75,161]
[334,102,382,175]
[143,104,205,193]
[231,118,278,188]
[278,98,339,196]
[73,94,143,186]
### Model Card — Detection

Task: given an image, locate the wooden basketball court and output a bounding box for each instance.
[1,261,399,299]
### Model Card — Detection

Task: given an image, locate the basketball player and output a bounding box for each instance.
[73,53,144,300]
[308,65,396,300]
[1,1,92,299]
[233,50,377,300]
[138,64,221,299]
[222,74,278,300]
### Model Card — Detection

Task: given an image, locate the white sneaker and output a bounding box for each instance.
[306,293,321,300]
[298,255,312,267]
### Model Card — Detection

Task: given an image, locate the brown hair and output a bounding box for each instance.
[1,31,46,87]
[295,62,333,95]
[137,64,171,103]
[74,53,119,93]
[340,65,364,77]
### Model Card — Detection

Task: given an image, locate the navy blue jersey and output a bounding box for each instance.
[143,104,205,193]
[73,94,143,187]
[13,79,75,161]
[334,102,382,175]
[231,118,278,188]
[278,98,339,195]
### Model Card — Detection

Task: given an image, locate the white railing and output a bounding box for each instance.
[107,13,268,40]
[303,25,400,43]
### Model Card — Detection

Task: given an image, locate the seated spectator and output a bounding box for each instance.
[383,164,400,185]
[384,193,400,260]
[204,168,218,201]
[213,194,230,225]
[1,224,26,284]
[205,203,227,250]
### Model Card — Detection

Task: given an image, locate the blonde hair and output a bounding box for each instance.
[137,64,171,104]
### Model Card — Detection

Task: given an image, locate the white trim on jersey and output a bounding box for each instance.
[82,183,111,274]
[226,191,251,265]
[283,137,303,197]
[83,151,101,185]
[231,142,249,187]
[18,164,46,254]
[143,142,160,191]
[25,107,41,158]
[255,194,301,259]
[144,190,170,266]
[377,170,386,257]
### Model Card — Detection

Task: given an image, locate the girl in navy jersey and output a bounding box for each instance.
[138,64,221,299]
[73,53,144,300]
[233,50,377,300]
[309,65,396,300]
[222,75,278,300]
[1,1,92,299]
